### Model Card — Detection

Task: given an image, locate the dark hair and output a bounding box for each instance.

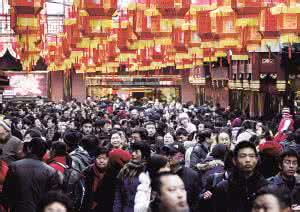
[81,119,93,126]
[294,129,300,144]
[131,141,151,160]
[233,140,257,158]
[81,135,99,152]
[255,186,292,209]
[24,137,48,159]
[47,116,57,125]
[144,121,155,128]
[196,129,212,143]
[147,154,169,179]
[279,149,299,165]
[95,147,109,158]
[175,128,189,137]
[216,129,232,144]
[50,141,67,157]
[24,129,42,139]
[38,191,71,212]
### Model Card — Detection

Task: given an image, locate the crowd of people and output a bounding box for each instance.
[0,96,298,212]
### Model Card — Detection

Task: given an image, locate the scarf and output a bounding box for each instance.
[117,160,145,182]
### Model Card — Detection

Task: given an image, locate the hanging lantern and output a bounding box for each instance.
[9,0,44,15]
[232,0,262,14]
[157,0,191,18]
[83,0,117,16]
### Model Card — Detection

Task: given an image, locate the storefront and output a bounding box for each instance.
[86,75,182,101]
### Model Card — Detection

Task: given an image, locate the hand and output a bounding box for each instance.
[203,191,213,200]
[196,163,208,170]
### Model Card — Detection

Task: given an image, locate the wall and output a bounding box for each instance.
[71,72,86,102]
[181,78,196,103]
[50,71,64,102]
[205,87,229,107]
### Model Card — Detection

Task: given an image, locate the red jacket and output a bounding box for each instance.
[48,156,67,174]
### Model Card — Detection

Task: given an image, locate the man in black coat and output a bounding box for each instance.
[214,141,269,212]
[163,144,202,212]
[2,138,61,212]
[268,149,300,205]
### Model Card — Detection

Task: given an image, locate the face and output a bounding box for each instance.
[169,152,185,168]
[16,121,23,130]
[111,133,122,148]
[104,123,112,132]
[234,147,258,174]
[180,118,189,127]
[63,110,70,118]
[176,134,188,143]
[43,202,67,212]
[256,126,264,136]
[252,194,281,212]
[24,133,32,143]
[131,110,139,119]
[47,119,55,128]
[164,133,174,145]
[146,124,156,137]
[35,119,42,128]
[280,156,298,177]
[82,123,93,135]
[0,126,9,144]
[159,175,188,212]
[131,149,142,161]
[131,132,142,142]
[58,122,67,133]
[95,154,109,169]
[218,132,231,148]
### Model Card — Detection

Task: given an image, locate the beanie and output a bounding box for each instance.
[109,149,131,167]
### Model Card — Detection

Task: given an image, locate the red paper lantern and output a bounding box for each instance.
[83,0,117,16]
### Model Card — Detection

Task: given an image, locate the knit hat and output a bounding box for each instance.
[0,119,11,132]
[109,149,132,167]
[231,117,241,128]
[210,144,228,160]
[259,141,282,156]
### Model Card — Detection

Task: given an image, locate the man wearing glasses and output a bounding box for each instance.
[268,149,300,208]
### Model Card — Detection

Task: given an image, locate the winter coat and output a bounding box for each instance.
[268,174,300,205]
[48,156,67,174]
[134,172,151,212]
[214,170,268,212]
[190,143,209,170]
[2,157,61,212]
[176,166,202,212]
[0,136,22,165]
[70,146,93,172]
[236,129,256,143]
[184,140,197,168]
[81,165,106,212]
[113,176,140,212]
[198,157,224,186]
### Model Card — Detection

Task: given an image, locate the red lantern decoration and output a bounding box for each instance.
[83,0,117,16]
[156,0,190,18]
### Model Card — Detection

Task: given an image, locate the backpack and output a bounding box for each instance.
[54,162,86,211]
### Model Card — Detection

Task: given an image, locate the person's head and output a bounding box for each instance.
[49,141,67,159]
[24,129,42,143]
[104,120,112,132]
[175,128,189,143]
[38,191,71,212]
[16,119,23,130]
[217,130,231,149]
[130,141,151,161]
[147,154,171,179]
[95,148,109,170]
[81,119,93,135]
[110,131,123,149]
[164,132,175,145]
[198,123,205,131]
[57,121,67,134]
[145,121,156,137]
[81,135,99,155]
[0,120,11,144]
[233,141,258,176]
[279,149,299,178]
[282,107,291,118]
[130,130,143,143]
[162,144,185,169]
[34,118,43,128]
[24,137,48,159]
[210,143,228,161]
[178,113,190,127]
[196,129,213,145]
[63,129,82,152]
[131,109,139,119]
[47,117,57,128]
[151,172,189,212]
[63,109,71,119]
[252,187,292,212]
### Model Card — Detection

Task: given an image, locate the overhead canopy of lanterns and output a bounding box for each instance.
[8,0,300,72]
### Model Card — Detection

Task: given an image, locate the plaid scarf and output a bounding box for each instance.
[117,160,145,182]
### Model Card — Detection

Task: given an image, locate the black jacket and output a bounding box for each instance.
[268,174,300,205]
[176,166,202,212]
[190,143,209,169]
[214,170,268,212]
[2,158,61,212]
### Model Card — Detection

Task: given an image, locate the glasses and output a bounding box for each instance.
[283,160,298,166]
